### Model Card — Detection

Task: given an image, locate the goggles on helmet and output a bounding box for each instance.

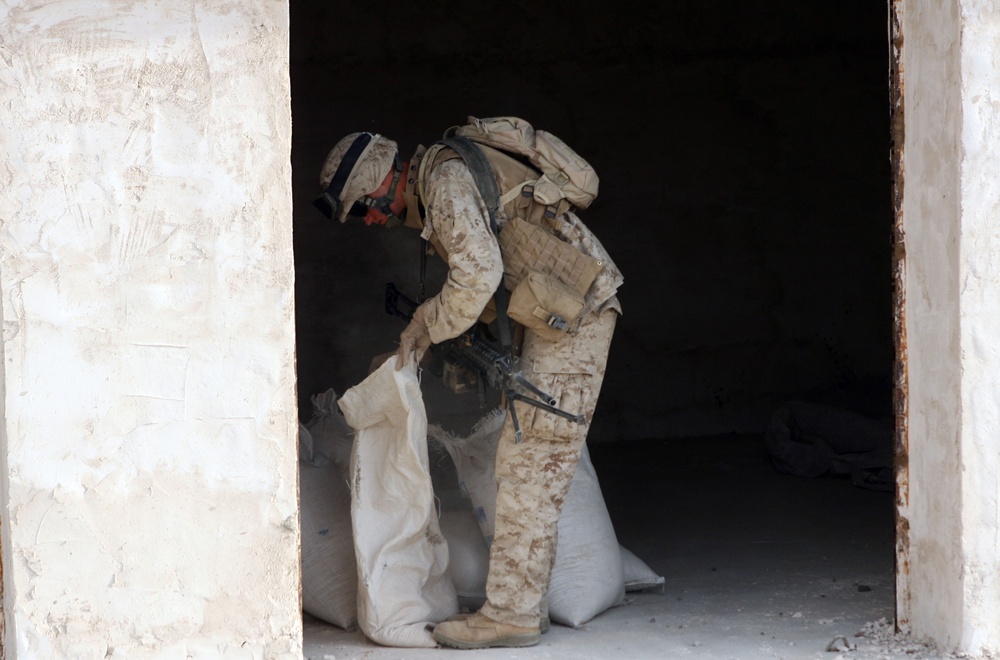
[312,193,371,221]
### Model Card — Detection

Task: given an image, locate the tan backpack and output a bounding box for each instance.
[419,119,604,341]
[443,116,599,218]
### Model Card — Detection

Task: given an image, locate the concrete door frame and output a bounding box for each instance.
[891,0,1000,654]
[888,0,909,634]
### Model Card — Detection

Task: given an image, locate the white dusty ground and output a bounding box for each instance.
[302,435,958,660]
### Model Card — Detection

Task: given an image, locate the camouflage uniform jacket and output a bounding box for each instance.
[405,148,623,345]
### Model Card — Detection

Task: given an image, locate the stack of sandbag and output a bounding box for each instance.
[303,383,463,645]
[300,390,664,638]
[337,356,458,647]
[429,409,664,627]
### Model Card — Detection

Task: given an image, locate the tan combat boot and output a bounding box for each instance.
[432,612,540,649]
[440,611,551,634]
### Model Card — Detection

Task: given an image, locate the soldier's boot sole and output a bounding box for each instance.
[432,613,540,649]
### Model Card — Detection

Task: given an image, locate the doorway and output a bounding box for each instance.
[289,1,896,655]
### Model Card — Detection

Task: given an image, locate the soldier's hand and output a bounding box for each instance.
[397,304,432,370]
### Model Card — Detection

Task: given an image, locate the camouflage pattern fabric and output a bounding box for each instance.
[479,306,617,627]
[419,159,504,344]
[416,156,621,629]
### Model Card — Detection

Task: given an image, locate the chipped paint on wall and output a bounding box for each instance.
[0,1,300,657]
[889,0,910,635]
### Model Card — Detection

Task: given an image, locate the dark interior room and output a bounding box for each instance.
[290,1,898,657]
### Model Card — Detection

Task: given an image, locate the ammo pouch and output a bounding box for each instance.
[509,271,585,342]
[498,216,603,340]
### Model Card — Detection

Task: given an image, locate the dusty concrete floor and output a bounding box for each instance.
[301,434,955,659]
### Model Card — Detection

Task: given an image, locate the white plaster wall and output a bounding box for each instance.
[902,0,1000,653]
[0,1,301,658]
[958,0,1000,652]
[900,0,964,646]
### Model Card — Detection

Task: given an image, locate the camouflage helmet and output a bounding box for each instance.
[314,132,399,223]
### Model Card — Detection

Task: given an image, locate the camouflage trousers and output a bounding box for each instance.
[479,305,618,628]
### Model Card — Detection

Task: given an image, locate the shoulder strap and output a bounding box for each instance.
[438,137,501,233]
[437,136,514,353]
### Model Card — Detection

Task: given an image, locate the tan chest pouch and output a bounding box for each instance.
[498,216,603,341]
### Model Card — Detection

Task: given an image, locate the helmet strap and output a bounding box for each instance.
[313,132,374,220]
[354,155,405,226]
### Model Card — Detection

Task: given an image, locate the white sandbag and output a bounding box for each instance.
[437,509,489,612]
[429,410,625,628]
[620,545,665,593]
[339,356,458,648]
[436,506,664,605]
[299,460,358,629]
[305,389,355,475]
[299,421,316,464]
[429,409,505,544]
[298,421,358,629]
[546,445,625,626]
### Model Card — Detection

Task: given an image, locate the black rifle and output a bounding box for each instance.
[385,282,585,442]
